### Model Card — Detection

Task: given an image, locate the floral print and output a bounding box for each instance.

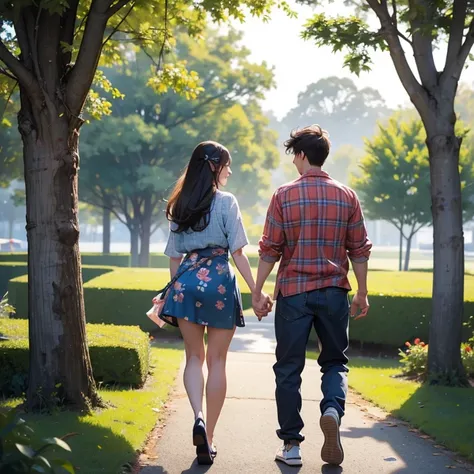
[173,292,184,303]
[196,268,212,282]
[160,247,245,329]
[216,263,227,275]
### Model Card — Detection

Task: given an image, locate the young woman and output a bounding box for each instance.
[160,141,271,465]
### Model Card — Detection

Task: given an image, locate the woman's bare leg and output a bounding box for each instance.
[178,319,206,420]
[205,326,236,445]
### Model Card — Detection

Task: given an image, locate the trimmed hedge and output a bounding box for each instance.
[0,252,130,267]
[0,251,262,268]
[149,253,261,269]
[8,266,474,348]
[0,253,27,263]
[0,319,150,396]
[1,262,114,303]
[8,267,272,333]
[0,262,29,297]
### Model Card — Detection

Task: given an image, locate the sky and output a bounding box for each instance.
[232,1,474,120]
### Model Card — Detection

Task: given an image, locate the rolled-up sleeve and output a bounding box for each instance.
[164,223,184,259]
[346,193,372,262]
[259,191,285,263]
[224,195,249,254]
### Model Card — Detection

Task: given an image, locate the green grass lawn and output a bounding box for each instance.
[307,352,474,460]
[0,342,183,473]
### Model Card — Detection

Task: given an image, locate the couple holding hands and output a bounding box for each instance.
[159,124,371,467]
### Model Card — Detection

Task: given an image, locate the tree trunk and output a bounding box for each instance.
[403,233,413,271]
[8,217,14,240]
[138,197,152,268]
[130,224,139,267]
[426,127,466,385]
[102,208,111,254]
[398,226,404,271]
[19,93,100,411]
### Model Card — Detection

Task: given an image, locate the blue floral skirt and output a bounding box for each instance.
[160,247,245,330]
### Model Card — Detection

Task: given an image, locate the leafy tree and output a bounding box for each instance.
[0,0,281,411]
[80,30,278,266]
[302,0,474,385]
[281,76,391,149]
[355,114,474,270]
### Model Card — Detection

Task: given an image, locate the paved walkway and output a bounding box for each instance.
[140,315,473,474]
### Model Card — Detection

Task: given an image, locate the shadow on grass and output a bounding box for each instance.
[0,406,137,474]
[345,358,474,471]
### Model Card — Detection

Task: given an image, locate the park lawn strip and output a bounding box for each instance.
[307,352,474,460]
[0,342,183,473]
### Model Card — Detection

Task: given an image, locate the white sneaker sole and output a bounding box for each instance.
[275,454,303,467]
[320,414,344,465]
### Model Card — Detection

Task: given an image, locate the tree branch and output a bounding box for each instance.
[409,0,437,89]
[60,0,80,68]
[0,67,17,81]
[440,16,474,95]
[66,0,111,116]
[366,0,433,125]
[0,40,40,97]
[103,2,135,46]
[107,0,133,17]
[445,0,467,68]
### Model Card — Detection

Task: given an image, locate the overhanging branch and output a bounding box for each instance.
[366,0,432,122]
[0,40,40,97]
[441,16,474,93]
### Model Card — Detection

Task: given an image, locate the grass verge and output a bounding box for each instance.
[0,341,183,473]
[307,352,474,460]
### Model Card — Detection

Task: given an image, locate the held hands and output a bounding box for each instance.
[251,290,273,321]
[350,290,369,320]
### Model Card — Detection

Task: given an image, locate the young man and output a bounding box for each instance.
[252,125,372,467]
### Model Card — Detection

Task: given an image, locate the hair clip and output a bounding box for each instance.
[204,153,220,164]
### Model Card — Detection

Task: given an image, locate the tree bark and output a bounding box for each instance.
[19,91,100,411]
[138,197,152,267]
[404,233,413,272]
[426,126,466,385]
[398,226,404,272]
[102,208,111,254]
[130,224,140,267]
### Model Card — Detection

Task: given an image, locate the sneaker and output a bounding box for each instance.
[275,443,303,467]
[320,407,344,465]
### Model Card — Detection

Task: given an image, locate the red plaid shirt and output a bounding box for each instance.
[259,169,372,297]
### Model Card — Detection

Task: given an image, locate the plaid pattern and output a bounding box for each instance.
[259,169,372,297]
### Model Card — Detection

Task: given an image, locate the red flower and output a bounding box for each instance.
[414,338,421,345]
[405,341,411,348]
[196,268,212,282]
[420,342,426,347]
[217,284,226,295]
[215,300,225,310]
[465,346,472,353]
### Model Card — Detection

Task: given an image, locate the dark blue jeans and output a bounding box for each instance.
[273,287,349,443]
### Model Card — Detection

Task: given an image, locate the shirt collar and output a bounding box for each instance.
[302,168,330,179]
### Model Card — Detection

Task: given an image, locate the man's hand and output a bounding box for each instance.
[350,290,369,320]
[252,291,273,321]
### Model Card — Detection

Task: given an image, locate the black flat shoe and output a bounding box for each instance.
[193,418,213,465]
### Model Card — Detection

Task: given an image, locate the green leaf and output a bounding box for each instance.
[42,437,72,452]
[51,459,75,474]
[15,443,35,458]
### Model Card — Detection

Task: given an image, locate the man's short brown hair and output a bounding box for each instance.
[284,125,331,167]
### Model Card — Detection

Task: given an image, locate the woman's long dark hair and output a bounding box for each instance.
[166,141,231,233]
